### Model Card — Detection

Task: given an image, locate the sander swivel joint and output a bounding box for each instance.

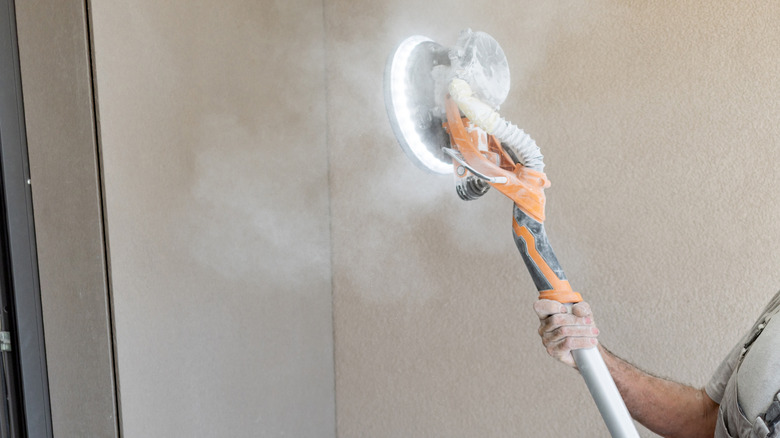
[384,29,640,438]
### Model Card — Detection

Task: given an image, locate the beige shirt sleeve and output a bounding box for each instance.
[705,337,744,404]
[706,290,780,405]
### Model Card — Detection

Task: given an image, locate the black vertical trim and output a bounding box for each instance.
[0,0,53,436]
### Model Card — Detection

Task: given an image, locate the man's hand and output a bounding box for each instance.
[533,299,599,368]
[533,299,719,437]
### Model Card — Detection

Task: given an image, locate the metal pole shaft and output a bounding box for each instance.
[573,347,639,438]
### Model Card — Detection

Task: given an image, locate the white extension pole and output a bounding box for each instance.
[573,347,640,438]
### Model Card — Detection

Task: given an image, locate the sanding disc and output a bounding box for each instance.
[384,36,453,175]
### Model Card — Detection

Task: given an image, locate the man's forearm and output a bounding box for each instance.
[598,345,718,438]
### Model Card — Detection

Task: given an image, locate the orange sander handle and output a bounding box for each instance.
[443,96,639,438]
[443,95,582,304]
[511,207,582,303]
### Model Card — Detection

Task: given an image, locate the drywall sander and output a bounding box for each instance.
[384,30,640,438]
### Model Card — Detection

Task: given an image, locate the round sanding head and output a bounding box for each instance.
[384,36,453,175]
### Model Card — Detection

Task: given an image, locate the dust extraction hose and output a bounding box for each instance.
[448,78,545,172]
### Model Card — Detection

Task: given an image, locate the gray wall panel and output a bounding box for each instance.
[14,1,118,437]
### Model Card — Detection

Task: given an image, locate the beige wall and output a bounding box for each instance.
[88,0,335,436]
[16,0,780,437]
[328,1,780,437]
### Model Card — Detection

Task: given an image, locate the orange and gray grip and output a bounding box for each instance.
[511,205,582,304]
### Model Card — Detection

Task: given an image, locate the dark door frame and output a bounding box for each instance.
[0,0,54,436]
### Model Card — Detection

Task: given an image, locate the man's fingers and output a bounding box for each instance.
[538,313,594,335]
[534,299,593,320]
[542,324,599,342]
[571,301,592,318]
[533,299,568,319]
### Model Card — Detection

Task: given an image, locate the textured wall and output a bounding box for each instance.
[19,0,780,436]
[327,1,780,436]
[89,1,335,436]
